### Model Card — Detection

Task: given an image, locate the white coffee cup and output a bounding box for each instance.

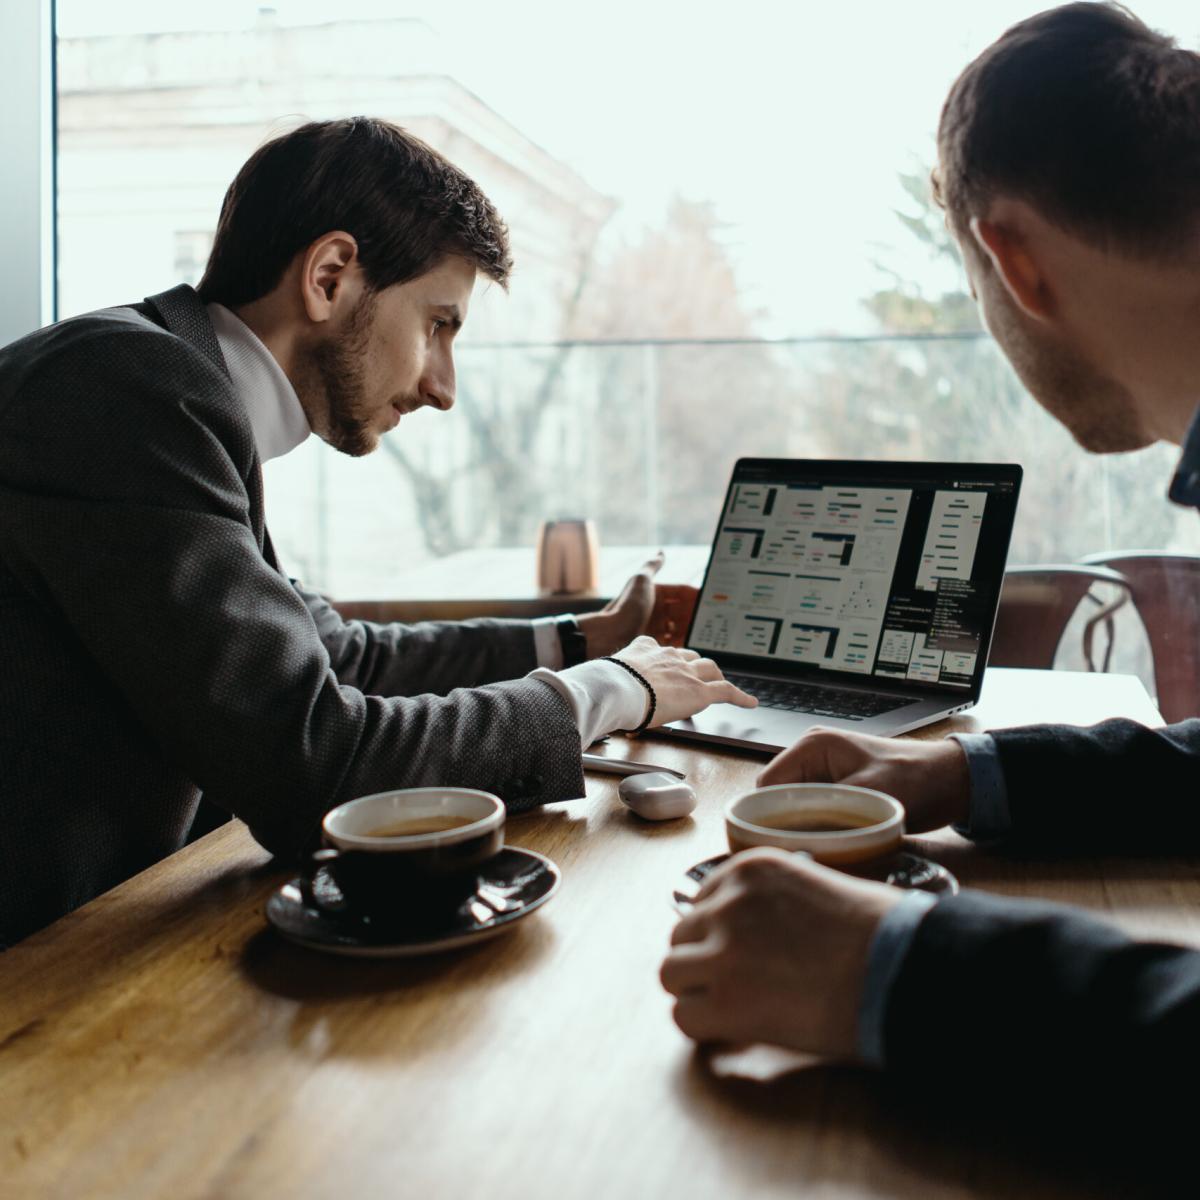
[725,783,905,867]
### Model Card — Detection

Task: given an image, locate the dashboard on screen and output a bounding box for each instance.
[687,460,1022,693]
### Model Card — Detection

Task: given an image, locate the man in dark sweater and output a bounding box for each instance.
[661,1,1200,1170]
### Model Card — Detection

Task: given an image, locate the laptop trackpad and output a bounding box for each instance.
[669,702,823,747]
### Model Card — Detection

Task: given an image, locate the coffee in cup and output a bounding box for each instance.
[302,788,505,921]
[725,783,904,867]
[363,814,480,838]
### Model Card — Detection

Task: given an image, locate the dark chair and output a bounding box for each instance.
[989,565,1132,672]
[1081,552,1200,723]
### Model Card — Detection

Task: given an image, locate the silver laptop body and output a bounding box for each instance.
[659,458,1023,754]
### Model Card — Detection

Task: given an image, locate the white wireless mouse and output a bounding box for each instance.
[617,772,698,821]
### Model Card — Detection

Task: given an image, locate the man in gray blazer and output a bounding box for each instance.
[0,117,752,946]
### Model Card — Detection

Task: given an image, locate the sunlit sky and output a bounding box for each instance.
[59,1,1200,336]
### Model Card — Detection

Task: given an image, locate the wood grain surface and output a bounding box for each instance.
[1,669,1186,1200]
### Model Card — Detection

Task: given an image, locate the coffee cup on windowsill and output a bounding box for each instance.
[536,518,599,595]
[300,788,505,922]
[725,783,904,869]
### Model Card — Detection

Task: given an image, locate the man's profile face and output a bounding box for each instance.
[954,217,1150,455]
[299,255,476,457]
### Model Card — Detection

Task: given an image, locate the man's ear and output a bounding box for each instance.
[970,217,1054,321]
[299,232,360,323]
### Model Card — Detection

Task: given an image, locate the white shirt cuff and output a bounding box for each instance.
[529,661,648,748]
[531,617,563,670]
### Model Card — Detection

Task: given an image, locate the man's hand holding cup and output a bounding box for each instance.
[758,727,973,833]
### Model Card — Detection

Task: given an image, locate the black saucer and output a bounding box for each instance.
[672,850,959,910]
[266,846,560,957]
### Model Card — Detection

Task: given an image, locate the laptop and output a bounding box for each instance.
[659,458,1023,752]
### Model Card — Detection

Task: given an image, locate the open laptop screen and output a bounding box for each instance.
[686,459,1022,694]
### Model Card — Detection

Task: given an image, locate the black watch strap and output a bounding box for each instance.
[555,616,588,668]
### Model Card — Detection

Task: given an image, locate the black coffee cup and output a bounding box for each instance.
[300,788,505,922]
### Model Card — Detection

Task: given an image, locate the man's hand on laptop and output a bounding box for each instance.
[614,636,757,726]
[576,552,664,658]
[757,729,970,833]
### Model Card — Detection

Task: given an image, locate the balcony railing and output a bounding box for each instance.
[262,333,1190,599]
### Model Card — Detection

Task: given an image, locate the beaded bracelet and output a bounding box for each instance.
[600,656,657,735]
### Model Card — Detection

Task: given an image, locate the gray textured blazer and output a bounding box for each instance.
[0,285,584,946]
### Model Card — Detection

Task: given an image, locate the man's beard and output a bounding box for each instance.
[304,292,381,458]
[985,286,1150,454]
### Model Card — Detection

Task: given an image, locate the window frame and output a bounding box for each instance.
[0,0,56,346]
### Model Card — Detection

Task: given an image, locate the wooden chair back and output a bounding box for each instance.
[1081,552,1200,722]
[990,565,1131,672]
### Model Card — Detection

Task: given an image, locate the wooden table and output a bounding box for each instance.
[2,669,1187,1199]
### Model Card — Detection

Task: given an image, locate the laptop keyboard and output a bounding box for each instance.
[724,673,909,722]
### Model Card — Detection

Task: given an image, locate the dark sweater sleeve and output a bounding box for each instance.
[883,889,1200,1181]
[990,718,1200,851]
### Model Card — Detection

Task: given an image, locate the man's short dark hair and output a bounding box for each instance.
[198,117,512,306]
[935,2,1200,258]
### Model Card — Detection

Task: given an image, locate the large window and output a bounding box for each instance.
[51,2,1200,605]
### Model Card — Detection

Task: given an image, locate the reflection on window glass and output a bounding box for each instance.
[55,1,1200,636]
[173,231,214,289]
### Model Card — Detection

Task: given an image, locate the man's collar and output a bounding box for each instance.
[206,303,311,463]
[1168,405,1200,508]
